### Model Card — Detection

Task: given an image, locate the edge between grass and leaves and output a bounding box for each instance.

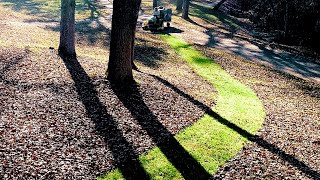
[100,35,265,179]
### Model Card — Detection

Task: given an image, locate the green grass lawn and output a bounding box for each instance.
[100,35,265,179]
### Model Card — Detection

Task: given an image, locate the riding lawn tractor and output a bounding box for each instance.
[142,6,172,31]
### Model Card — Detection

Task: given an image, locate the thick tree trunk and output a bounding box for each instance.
[176,0,183,10]
[283,1,289,40]
[214,0,227,10]
[267,0,281,30]
[59,0,76,57]
[107,0,141,85]
[182,0,189,19]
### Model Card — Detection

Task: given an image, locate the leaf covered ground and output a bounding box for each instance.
[1,0,319,179]
[0,47,213,178]
[0,3,217,178]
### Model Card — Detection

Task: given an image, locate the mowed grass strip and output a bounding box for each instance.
[100,35,265,179]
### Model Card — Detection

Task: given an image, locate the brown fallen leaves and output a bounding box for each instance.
[0,41,215,179]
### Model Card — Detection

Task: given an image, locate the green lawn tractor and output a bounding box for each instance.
[142,6,172,31]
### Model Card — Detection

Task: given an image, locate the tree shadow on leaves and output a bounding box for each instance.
[111,82,212,180]
[60,56,149,179]
[83,0,102,19]
[151,27,184,34]
[46,18,111,48]
[148,73,320,179]
[133,27,183,68]
[134,43,168,68]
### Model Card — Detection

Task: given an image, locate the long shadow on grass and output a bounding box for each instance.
[47,18,111,47]
[83,0,102,19]
[111,83,212,180]
[149,73,320,179]
[0,0,96,20]
[60,56,149,179]
[0,0,60,20]
[190,2,240,33]
[187,7,320,84]
[1,0,112,47]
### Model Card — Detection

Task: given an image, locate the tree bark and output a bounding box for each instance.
[59,0,76,57]
[267,0,281,30]
[153,0,158,8]
[182,0,189,19]
[176,0,183,10]
[107,0,141,85]
[283,1,289,40]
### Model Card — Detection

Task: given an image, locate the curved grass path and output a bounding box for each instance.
[100,35,265,179]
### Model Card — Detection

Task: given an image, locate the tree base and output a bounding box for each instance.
[107,72,135,88]
[58,47,76,59]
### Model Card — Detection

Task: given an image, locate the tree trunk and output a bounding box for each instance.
[176,0,183,10]
[153,0,158,8]
[214,0,227,10]
[267,0,281,30]
[182,0,189,19]
[107,0,141,85]
[283,1,289,40]
[59,0,76,57]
